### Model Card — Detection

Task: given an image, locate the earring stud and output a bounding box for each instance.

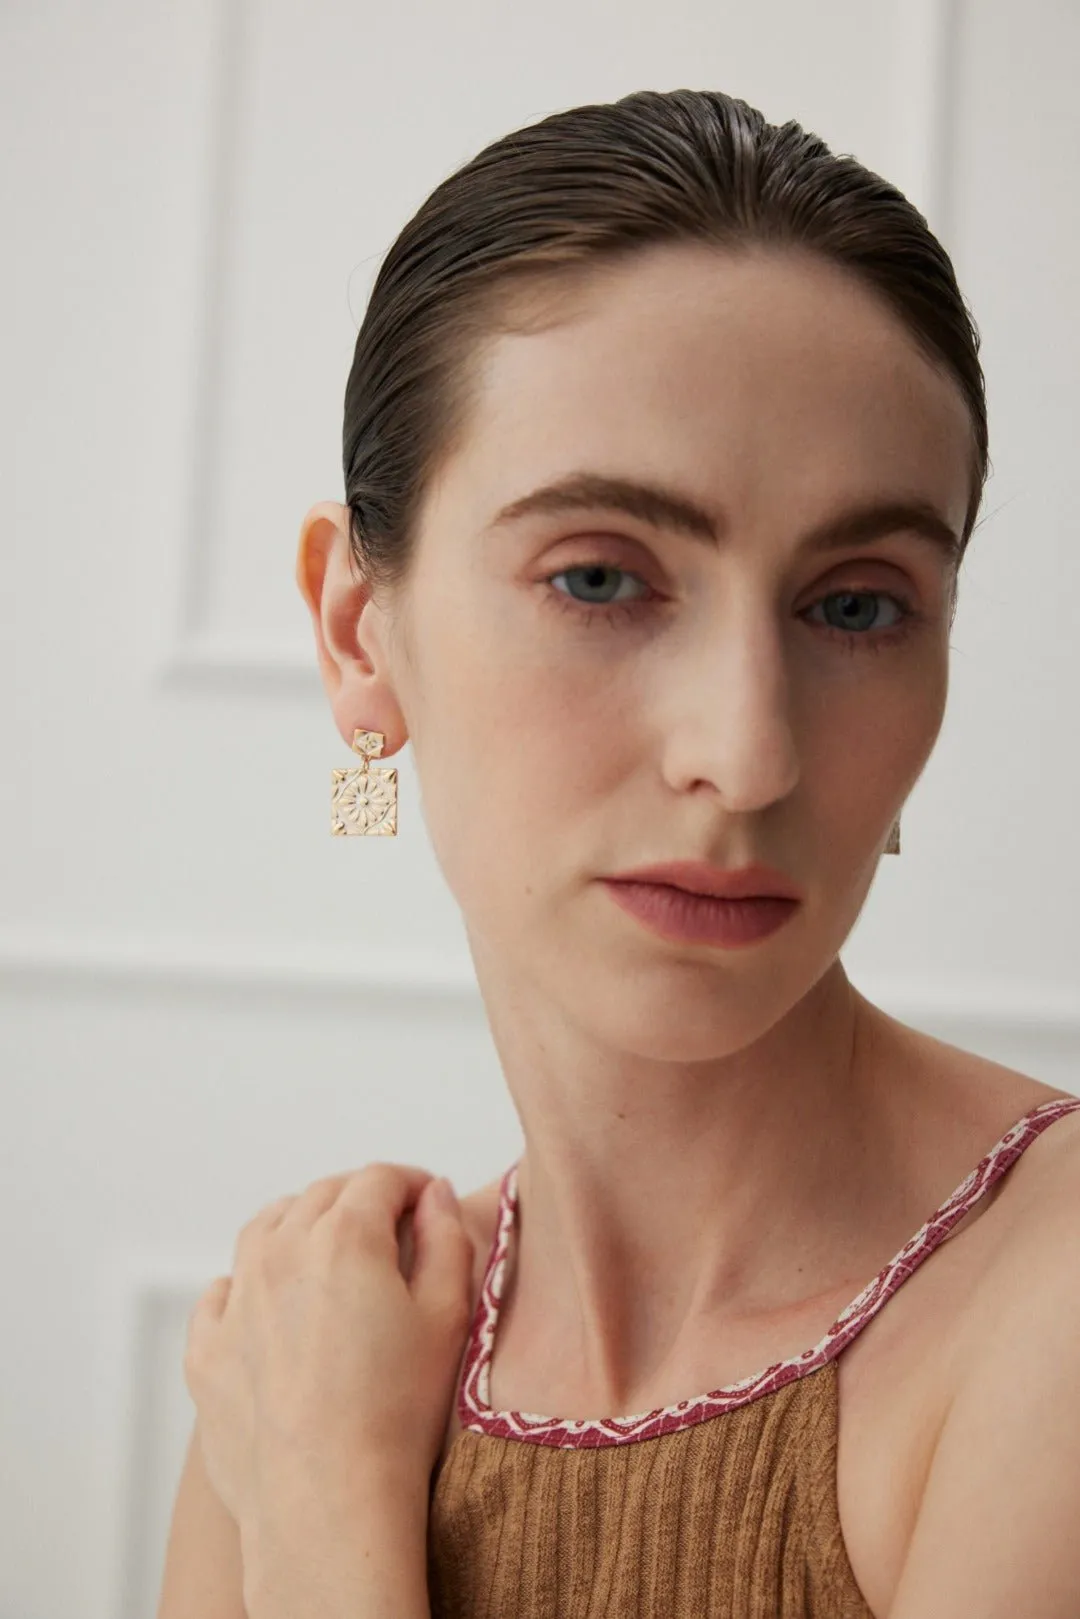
[331,730,398,836]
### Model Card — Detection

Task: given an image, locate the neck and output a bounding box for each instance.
[469,948,926,1415]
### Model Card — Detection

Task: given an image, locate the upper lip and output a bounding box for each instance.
[603,860,802,901]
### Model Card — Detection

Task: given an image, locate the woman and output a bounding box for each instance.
[167,89,1080,1619]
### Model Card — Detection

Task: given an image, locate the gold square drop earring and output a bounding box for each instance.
[330,730,398,836]
[885,817,901,856]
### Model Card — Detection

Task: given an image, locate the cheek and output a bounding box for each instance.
[812,666,947,815]
[417,657,624,910]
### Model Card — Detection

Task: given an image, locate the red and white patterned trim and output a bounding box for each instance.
[457,1095,1080,1449]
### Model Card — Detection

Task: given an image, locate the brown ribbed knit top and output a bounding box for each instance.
[427,1096,1080,1618]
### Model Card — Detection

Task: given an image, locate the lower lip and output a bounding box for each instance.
[601,880,799,947]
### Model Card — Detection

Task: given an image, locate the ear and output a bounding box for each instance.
[295,501,406,751]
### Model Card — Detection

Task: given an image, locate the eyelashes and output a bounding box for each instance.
[540,561,922,653]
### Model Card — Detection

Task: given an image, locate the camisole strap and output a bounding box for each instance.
[458,1094,1080,1447]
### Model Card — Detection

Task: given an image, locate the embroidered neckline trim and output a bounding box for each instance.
[457,1096,1080,1449]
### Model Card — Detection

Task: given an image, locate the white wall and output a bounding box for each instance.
[3,1,1078,1615]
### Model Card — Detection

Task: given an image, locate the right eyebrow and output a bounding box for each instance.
[483,470,963,567]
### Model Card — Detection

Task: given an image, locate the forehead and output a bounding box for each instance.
[432,242,973,544]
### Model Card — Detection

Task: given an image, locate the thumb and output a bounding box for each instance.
[412,1177,474,1318]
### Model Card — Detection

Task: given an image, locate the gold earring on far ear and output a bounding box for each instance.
[331,730,398,836]
[884,817,901,856]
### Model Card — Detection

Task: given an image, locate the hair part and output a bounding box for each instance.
[342,88,988,625]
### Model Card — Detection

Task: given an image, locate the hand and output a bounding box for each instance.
[183,1163,475,1531]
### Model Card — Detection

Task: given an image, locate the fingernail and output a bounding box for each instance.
[431,1176,458,1212]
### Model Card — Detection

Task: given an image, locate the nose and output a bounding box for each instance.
[659,618,801,817]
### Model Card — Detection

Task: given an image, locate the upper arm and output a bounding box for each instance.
[156,1418,248,1619]
[887,1164,1080,1618]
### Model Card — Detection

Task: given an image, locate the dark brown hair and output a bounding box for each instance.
[342,87,988,609]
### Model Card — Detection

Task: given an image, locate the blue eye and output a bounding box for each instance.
[805,589,912,640]
[542,562,920,649]
[550,564,646,610]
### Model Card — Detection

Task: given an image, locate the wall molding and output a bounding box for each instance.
[160,630,322,692]
[159,0,960,694]
[2,927,1078,1045]
[158,0,267,690]
[95,1265,218,1619]
[892,0,960,237]
[0,928,477,1001]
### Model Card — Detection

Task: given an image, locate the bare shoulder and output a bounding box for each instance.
[972,1083,1080,1286]
[921,1047,1080,1352]
[970,1068,1080,1228]
[887,1086,1080,1617]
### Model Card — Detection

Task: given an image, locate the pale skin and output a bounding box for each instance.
[293,241,1080,1613]
[300,239,974,1396]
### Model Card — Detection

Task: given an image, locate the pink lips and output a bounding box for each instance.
[604,859,802,901]
[600,876,800,948]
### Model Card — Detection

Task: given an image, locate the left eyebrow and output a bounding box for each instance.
[483,471,963,566]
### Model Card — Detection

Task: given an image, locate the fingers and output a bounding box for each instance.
[313,1162,438,1235]
[262,1194,297,1229]
[276,1165,422,1229]
[185,1274,232,1384]
[234,1163,440,1264]
[232,1193,296,1267]
[409,1179,475,1321]
[195,1275,232,1314]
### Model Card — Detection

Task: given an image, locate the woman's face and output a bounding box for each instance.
[321,243,972,1055]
